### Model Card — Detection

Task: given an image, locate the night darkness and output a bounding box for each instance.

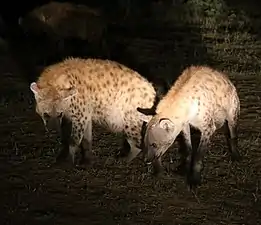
[1,0,261,224]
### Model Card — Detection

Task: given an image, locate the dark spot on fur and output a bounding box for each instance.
[121,80,128,86]
[131,127,136,132]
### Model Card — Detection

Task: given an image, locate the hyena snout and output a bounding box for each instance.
[42,112,63,132]
[143,146,158,164]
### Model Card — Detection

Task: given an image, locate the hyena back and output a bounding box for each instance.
[137,65,241,188]
[30,57,157,165]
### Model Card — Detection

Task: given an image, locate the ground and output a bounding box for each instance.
[1,4,261,224]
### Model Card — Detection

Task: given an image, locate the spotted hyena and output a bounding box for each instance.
[137,65,241,189]
[30,57,159,166]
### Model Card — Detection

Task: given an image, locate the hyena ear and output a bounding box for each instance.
[159,118,174,132]
[137,107,156,116]
[60,87,77,100]
[30,82,40,96]
[137,107,155,123]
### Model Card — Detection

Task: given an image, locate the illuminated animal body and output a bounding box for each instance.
[30,57,158,166]
[138,65,241,188]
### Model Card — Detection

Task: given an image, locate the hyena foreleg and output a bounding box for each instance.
[56,117,92,166]
[68,119,87,166]
[176,124,193,175]
[79,120,94,165]
[125,138,142,163]
[56,116,72,163]
[187,121,215,189]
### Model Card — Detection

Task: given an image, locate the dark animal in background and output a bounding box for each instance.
[18,1,108,57]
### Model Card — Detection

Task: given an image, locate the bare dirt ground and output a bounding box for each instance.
[1,20,261,225]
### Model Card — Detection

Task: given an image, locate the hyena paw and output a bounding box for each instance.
[56,151,68,161]
[231,151,242,162]
[55,155,74,168]
[115,148,130,159]
[115,140,131,159]
[176,160,190,176]
[79,152,96,166]
[187,170,202,190]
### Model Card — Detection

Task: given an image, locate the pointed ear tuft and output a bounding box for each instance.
[159,118,174,131]
[30,82,39,95]
[60,87,77,100]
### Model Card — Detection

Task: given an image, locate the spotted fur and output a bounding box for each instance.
[138,65,241,188]
[30,57,157,166]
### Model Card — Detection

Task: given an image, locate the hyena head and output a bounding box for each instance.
[137,107,179,163]
[30,82,77,131]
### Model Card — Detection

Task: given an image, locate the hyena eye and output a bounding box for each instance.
[151,143,157,148]
[43,112,50,119]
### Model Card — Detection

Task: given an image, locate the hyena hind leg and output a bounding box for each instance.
[223,119,241,162]
[116,138,131,158]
